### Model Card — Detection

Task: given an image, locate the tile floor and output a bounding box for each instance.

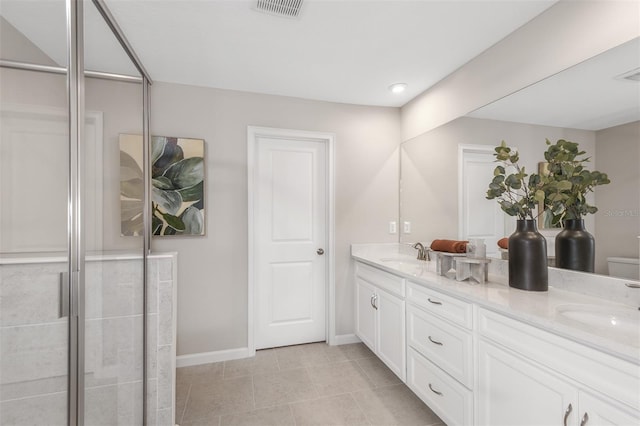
[176,342,445,426]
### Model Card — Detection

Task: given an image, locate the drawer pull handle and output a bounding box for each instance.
[428,383,442,396]
[428,336,443,346]
[427,298,442,305]
[563,403,572,426]
[370,294,378,310]
[580,412,589,426]
[625,282,640,288]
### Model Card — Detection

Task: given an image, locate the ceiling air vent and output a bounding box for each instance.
[616,67,640,82]
[254,0,304,19]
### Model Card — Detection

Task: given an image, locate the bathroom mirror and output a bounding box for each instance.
[400,37,640,279]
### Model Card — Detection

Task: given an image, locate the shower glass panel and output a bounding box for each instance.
[82,1,146,424]
[0,1,70,424]
[1,1,151,424]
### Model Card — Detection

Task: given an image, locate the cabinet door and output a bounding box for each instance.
[578,392,640,425]
[376,288,406,381]
[478,340,576,426]
[355,277,376,351]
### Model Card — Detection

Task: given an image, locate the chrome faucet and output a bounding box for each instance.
[412,242,430,261]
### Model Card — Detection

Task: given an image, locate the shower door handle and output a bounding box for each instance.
[59,272,69,318]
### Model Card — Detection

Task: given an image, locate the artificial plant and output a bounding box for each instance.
[486,140,545,220]
[540,139,610,225]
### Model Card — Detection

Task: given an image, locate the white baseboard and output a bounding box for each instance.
[177,336,362,367]
[176,347,255,368]
[332,334,361,345]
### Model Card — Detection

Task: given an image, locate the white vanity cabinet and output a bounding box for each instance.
[351,250,639,426]
[354,262,406,381]
[405,282,474,426]
[477,308,640,426]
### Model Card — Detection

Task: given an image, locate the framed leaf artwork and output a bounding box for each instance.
[120,134,206,236]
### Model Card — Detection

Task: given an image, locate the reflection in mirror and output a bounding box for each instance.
[400,37,639,280]
[0,0,138,76]
[84,1,139,76]
[0,0,66,66]
[536,162,561,230]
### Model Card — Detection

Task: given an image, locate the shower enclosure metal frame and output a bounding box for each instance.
[0,0,153,424]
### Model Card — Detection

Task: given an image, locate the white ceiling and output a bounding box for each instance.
[0,0,557,107]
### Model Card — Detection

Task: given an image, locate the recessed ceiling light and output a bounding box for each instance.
[388,83,407,94]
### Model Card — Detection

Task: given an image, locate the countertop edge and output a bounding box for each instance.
[352,253,640,366]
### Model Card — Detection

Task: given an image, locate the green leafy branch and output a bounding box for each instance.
[486,141,544,220]
[541,139,610,223]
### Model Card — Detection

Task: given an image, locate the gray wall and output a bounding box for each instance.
[1,20,401,357]
[594,121,640,274]
[149,83,400,355]
[0,16,57,65]
[0,68,400,356]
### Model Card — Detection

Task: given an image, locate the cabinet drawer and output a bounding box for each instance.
[407,305,473,388]
[407,347,473,426]
[406,282,472,329]
[356,262,405,298]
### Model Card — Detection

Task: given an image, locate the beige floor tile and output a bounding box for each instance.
[352,384,443,426]
[180,415,221,426]
[175,382,191,425]
[274,342,331,369]
[219,404,295,426]
[177,362,224,386]
[182,376,254,424]
[253,368,318,408]
[176,344,441,426]
[307,360,374,397]
[290,394,371,426]
[321,344,351,363]
[356,356,402,387]
[338,343,376,360]
[224,349,279,378]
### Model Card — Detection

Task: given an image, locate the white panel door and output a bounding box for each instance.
[460,148,507,255]
[255,136,327,349]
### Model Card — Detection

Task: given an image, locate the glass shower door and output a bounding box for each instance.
[0,1,71,424]
[1,1,151,424]
[82,1,147,424]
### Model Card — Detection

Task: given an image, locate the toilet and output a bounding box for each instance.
[607,257,640,280]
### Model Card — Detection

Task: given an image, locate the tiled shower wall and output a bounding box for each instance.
[0,253,177,425]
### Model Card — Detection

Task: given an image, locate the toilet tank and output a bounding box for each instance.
[607,257,640,280]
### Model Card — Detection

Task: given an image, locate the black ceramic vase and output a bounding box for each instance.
[508,219,548,291]
[555,219,595,272]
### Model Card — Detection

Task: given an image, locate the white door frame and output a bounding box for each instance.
[457,144,510,241]
[247,126,336,354]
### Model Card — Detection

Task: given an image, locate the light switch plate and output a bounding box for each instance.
[403,221,411,234]
[389,221,397,234]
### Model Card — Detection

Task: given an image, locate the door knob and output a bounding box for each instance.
[317,248,324,255]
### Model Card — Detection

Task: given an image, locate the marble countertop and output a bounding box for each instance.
[352,243,640,365]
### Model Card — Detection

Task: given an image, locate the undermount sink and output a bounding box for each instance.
[378,257,427,275]
[555,303,640,340]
